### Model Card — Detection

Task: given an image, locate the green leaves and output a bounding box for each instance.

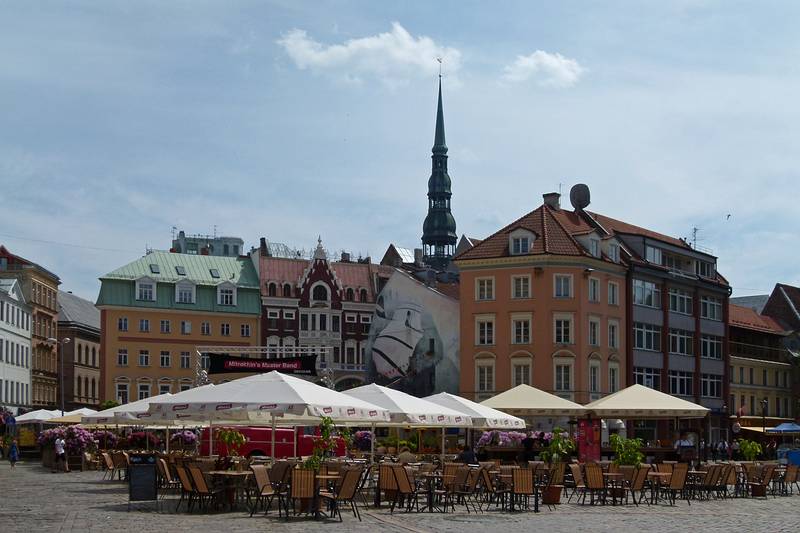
[610,434,644,466]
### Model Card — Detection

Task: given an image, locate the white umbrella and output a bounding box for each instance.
[424,392,525,429]
[64,407,97,417]
[480,384,587,416]
[81,393,175,425]
[15,409,61,423]
[584,384,710,419]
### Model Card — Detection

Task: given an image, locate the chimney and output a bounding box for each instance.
[259,237,268,256]
[341,252,351,262]
[543,192,560,209]
[414,248,423,266]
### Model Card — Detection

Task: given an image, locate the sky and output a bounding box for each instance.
[1,0,799,301]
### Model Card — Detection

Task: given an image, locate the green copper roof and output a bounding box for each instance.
[100,250,259,288]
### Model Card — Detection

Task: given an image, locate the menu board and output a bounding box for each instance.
[128,454,158,502]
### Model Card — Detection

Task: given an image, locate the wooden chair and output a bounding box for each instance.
[664,463,689,506]
[783,465,799,495]
[188,466,223,512]
[320,467,363,521]
[582,463,606,505]
[286,468,317,519]
[511,468,535,511]
[100,452,117,481]
[111,452,128,481]
[480,466,509,510]
[378,463,398,506]
[625,466,650,506]
[567,463,585,503]
[175,466,198,512]
[250,464,283,517]
[454,467,483,514]
[747,464,776,499]
[390,464,422,513]
[157,458,181,498]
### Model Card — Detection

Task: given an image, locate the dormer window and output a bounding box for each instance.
[312,284,329,302]
[135,278,156,301]
[175,280,195,304]
[645,245,661,264]
[217,283,237,306]
[508,229,536,256]
[608,243,620,263]
[590,239,600,258]
[695,261,713,278]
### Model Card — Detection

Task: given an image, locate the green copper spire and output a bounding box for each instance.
[433,76,447,154]
[422,76,456,271]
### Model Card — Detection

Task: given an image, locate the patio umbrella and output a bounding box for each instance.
[480,384,587,416]
[424,392,525,429]
[584,384,709,419]
[15,409,61,423]
[766,422,800,434]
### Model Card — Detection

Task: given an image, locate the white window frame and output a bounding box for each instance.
[509,229,535,256]
[608,361,620,393]
[701,373,722,398]
[608,282,619,305]
[135,277,157,302]
[554,274,573,299]
[700,335,722,360]
[475,277,495,301]
[180,351,191,369]
[220,323,230,336]
[669,328,694,356]
[669,370,694,396]
[588,277,600,303]
[645,245,662,264]
[700,296,722,321]
[241,323,251,337]
[201,321,211,335]
[139,318,150,333]
[511,314,531,345]
[608,320,619,350]
[475,357,495,394]
[160,351,171,368]
[588,318,600,346]
[633,322,661,351]
[669,288,693,315]
[590,239,600,258]
[138,350,150,367]
[175,280,196,304]
[608,243,620,263]
[633,279,661,308]
[589,359,601,393]
[216,282,237,306]
[180,320,192,335]
[511,355,532,387]
[137,382,151,400]
[117,349,128,366]
[115,383,129,404]
[160,319,171,334]
[475,315,495,346]
[512,275,531,299]
[553,357,573,394]
[554,313,573,344]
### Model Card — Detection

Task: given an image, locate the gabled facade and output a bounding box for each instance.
[0,278,32,414]
[258,238,392,390]
[96,251,261,403]
[0,245,60,409]
[57,291,101,410]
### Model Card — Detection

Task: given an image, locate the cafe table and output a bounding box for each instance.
[646,472,671,504]
[417,471,444,513]
[208,471,253,510]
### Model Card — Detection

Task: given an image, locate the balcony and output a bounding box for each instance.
[730,341,791,363]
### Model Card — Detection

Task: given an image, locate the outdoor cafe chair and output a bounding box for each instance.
[320,467,363,521]
[378,463,399,506]
[747,464,776,499]
[100,452,117,481]
[249,464,283,517]
[453,466,483,514]
[390,464,422,513]
[354,463,374,507]
[624,466,649,506]
[480,466,509,510]
[188,466,224,512]
[783,465,799,495]
[285,468,317,520]
[157,458,181,498]
[664,463,690,506]
[175,466,198,512]
[511,468,535,511]
[582,463,606,506]
[567,463,585,504]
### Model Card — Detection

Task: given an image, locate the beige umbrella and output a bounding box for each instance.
[480,384,586,416]
[584,384,709,419]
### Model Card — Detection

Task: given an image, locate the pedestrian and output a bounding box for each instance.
[8,438,19,469]
[54,436,69,473]
[710,441,718,462]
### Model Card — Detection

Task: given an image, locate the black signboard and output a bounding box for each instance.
[207,353,317,376]
[128,454,158,502]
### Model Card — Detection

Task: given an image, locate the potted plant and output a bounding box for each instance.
[610,434,644,495]
[539,428,575,504]
[216,427,247,470]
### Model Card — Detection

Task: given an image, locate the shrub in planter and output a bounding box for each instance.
[610,434,644,467]
[738,438,762,462]
[540,428,575,504]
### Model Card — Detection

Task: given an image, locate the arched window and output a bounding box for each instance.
[84,377,89,400]
[345,288,354,301]
[312,284,329,301]
[91,347,96,367]
[268,283,277,297]
[77,345,83,365]
[283,283,292,297]
[76,377,82,397]
[91,378,96,400]
[359,288,368,302]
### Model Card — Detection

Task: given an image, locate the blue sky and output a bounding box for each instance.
[1,1,798,301]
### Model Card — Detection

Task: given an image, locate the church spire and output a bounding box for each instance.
[422,76,457,271]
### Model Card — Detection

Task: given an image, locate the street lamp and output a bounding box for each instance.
[47,337,70,415]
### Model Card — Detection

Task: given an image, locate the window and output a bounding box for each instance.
[180,320,191,335]
[180,351,191,369]
[118,317,128,331]
[283,284,292,297]
[359,288,368,302]
[633,322,661,351]
[762,369,767,386]
[700,296,722,320]
[634,367,661,390]
[512,317,531,344]
[160,351,171,367]
[669,329,694,356]
[589,319,600,346]
[180,383,192,392]
[175,265,186,276]
[608,282,619,305]
[749,367,754,384]
[345,288,354,301]
[589,363,600,393]
[512,276,531,299]
[241,324,251,337]
[116,383,129,404]
[476,317,495,346]
[633,279,661,308]
[477,363,494,393]
[210,268,220,278]
[554,275,572,298]
[512,361,531,386]
[669,371,694,396]
[669,289,693,315]
[138,383,150,400]
[700,335,722,359]
[159,383,171,395]
[555,364,571,392]
[137,280,155,301]
[609,363,619,393]
[331,315,340,332]
[608,244,620,263]
[701,374,722,398]
[220,323,230,336]
[138,350,150,366]
[149,263,160,274]
[300,314,309,331]
[218,286,235,306]
[554,316,572,344]
[139,319,150,332]
[117,349,128,366]
[739,366,744,384]
[695,261,712,278]
[267,283,277,297]
[475,278,494,301]
[176,283,194,304]
[201,354,210,370]
[201,321,210,335]
[160,319,171,334]
[645,246,661,264]
[588,278,600,302]
[511,236,530,255]
[312,284,328,301]
[608,321,619,349]
[590,239,600,258]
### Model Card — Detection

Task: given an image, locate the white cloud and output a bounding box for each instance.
[277,22,461,86]
[502,50,584,87]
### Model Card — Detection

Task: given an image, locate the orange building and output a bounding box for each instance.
[454,193,627,404]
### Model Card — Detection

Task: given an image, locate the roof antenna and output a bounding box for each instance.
[213,225,217,239]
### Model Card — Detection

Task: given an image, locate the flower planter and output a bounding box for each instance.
[542,485,562,504]
[41,448,55,469]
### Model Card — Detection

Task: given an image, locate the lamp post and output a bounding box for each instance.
[47,337,70,416]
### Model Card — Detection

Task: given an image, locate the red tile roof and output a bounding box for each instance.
[729,303,786,334]
[261,256,382,299]
[455,205,587,261]
[586,211,693,251]
[261,257,307,287]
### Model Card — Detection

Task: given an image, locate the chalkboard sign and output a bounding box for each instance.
[128,454,158,502]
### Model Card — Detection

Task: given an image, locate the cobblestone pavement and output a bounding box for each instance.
[1,462,798,532]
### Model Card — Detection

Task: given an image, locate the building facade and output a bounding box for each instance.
[257,238,391,390]
[171,230,245,258]
[455,193,628,407]
[0,246,60,408]
[96,251,261,403]
[0,279,32,414]
[728,303,794,432]
[57,291,101,410]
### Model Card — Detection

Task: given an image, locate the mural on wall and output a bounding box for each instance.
[366,270,459,397]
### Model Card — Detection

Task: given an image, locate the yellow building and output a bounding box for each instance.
[97,251,261,402]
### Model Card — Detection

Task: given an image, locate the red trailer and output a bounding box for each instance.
[198,426,346,458]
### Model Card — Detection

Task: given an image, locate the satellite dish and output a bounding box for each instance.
[570,184,591,211]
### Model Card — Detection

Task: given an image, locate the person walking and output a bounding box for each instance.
[54,436,69,473]
[8,439,19,469]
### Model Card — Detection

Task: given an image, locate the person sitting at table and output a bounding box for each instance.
[396,446,417,464]
[456,445,477,464]
[674,432,694,461]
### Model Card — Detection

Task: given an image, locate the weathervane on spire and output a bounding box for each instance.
[436,57,442,78]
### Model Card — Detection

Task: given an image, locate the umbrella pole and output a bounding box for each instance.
[166,427,170,454]
[293,426,297,459]
[440,427,445,465]
[370,423,375,464]
[271,414,276,461]
[209,421,213,457]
